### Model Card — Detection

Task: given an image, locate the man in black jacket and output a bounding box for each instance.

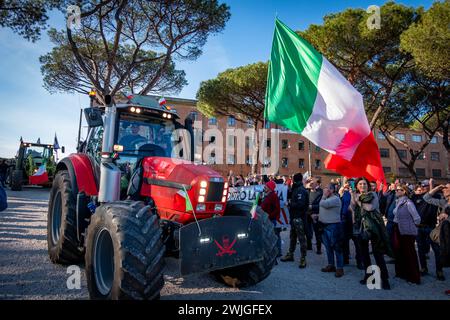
[281,173,309,268]
[306,176,324,254]
[412,180,445,280]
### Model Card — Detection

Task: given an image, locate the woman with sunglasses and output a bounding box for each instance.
[350,177,393,290]
[393,184,421,284]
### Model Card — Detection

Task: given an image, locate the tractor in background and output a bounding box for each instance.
[10,140,63,191]
[46,94,278,300]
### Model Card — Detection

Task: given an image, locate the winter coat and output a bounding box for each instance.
[261,191,280,221]
[352,192,393,257]
[393,196,421,236]
[288,182,309,221]
[440,217,450,268]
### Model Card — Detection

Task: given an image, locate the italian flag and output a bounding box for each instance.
[265,19,385,185]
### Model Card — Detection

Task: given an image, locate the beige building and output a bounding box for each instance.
[163,96,449,184]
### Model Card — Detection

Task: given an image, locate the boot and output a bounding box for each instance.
[335,268,344,278]
[280,253,294,262]
[299,257,307,269]
[321,265,336,273]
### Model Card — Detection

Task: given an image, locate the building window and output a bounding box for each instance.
[282,158,288,168]
[431,136,438,144]
[298,141,305,151]
[227,154,235,165]
[380,148,390,158]
[227,116,236,127]
[412,134,422,143]
[280,126,289,132]
[432,169,442,178]
[246,118,253,128]
[398,149,407,160]
[315,146,321,152]
[245,155,251,166]
[315,159,321,170]
[377,131,386,140]
[383,167,391,173]
[208,117,217,125]
[209,136,216,143]
[431,152,440,161]
[189,111,198,121]
[282,139,288,149]
[266,139,271,148]
[399,167,410,177]
[395,133,406,141]
[416,168,426,177]
[264,121,271,129]
[299,159,305,169]
[417,152,425,160]
[228,136,234,147]
[208,152,216,165]
[245,136,250,148]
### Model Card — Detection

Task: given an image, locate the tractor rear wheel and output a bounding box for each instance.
[85,201,165,300]
[212,200,279,287]
[47,170,84,264]
[10,169,23,191]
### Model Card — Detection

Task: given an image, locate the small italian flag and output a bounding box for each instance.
[265,19,385,185]
[250,192,260,220]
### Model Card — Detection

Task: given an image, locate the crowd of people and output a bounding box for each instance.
[242,170,450,294]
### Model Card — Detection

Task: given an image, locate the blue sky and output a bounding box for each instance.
[0,0,434,157]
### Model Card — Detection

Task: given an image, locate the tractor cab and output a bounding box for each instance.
[80,95,193,199]
[10,140,61,190]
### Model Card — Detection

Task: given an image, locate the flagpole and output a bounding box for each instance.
[308,141,312,174]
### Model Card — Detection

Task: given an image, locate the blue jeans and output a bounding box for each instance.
[417,226,442,272]
[322,223,344,269]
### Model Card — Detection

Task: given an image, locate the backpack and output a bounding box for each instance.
[0,186,7,212]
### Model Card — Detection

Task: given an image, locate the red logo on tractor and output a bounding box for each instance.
[214,235,237,257]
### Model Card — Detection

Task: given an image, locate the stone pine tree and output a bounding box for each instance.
[40,0,231,104]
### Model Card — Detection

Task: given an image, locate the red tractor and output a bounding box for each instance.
[47,95,278,299]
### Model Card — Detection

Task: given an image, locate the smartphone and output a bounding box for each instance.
[349,180,355,191]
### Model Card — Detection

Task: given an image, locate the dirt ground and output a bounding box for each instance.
[0,188,448,300]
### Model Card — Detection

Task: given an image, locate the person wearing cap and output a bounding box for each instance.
[412,179,445,281]
[260,180,281,257]
[318,183,344,277]
[281,173,309,268]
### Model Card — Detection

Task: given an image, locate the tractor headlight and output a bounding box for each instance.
[199,237,211,244]
[222,196,226,203]
[130,107,136,112]
[196,204,206,212]
[237,233,248,239]
[198,195,205,203]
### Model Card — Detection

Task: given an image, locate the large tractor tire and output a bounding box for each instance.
[47,170,84,264]
[85,201,165,300]
[10,169,23,191]
[212,200,279,288]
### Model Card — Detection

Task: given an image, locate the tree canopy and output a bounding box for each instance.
[197,62,267,127]
[400,0,450,81]
[0,0,62,42]
[40,0,231,103]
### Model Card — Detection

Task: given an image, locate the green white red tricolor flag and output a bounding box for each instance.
[265,19,385,186]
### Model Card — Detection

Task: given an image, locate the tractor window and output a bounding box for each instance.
[117,116,176,158]
[86,127,103,163]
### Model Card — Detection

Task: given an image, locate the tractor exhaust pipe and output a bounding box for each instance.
[98,95,121,203]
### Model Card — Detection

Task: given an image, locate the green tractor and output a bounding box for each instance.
[10,139,63,191]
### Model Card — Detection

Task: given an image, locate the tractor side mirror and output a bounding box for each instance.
[84,108,103,127]
[61,146,65,154]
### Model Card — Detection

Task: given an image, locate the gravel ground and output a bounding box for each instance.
[0,188,448,300]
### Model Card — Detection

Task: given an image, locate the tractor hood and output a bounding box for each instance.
[141,157,223,186]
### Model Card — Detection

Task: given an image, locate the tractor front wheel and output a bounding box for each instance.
[47,170,84,264]
[85,201,165,300]
[212,200,279,288]
[10,169,23,191]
